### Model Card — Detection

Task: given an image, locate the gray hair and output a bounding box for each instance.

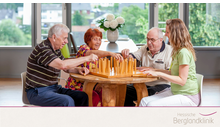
[148,27,163,39]
[48,23,70,38]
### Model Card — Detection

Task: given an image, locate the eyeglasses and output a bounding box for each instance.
[145,38,161,43]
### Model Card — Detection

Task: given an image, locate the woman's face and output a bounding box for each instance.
[87,35,102,50]
[165,25,170,39]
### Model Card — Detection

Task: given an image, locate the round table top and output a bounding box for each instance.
[70,73,158,84]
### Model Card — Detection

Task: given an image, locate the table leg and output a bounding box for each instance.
[116,84,127,106]
[133,83,148,106]
[102,84,117,106]
[82,81,97,107]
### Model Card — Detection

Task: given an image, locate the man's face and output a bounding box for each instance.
[53,32,68,50]
[146,29,163,53]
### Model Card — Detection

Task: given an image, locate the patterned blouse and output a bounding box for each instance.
[65,44,96,90]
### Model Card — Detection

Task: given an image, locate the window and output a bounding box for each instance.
[41,3,62,40]
[158,3,179,32]
[0,3,32,47]
[189,3,220,46]
[71,3,149,46]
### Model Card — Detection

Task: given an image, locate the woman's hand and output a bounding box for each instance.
[137,67,154,72]
[77,67,89,76]
[143,70,160,77]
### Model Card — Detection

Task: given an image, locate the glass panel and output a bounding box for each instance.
[158,3,179,32]
[189,3,220,46]
[41,3,62,40]
[0,3,32,47]
[71,3,149,48]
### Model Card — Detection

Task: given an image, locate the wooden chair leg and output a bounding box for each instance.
[133,83,148,106]
[82,81,97,107]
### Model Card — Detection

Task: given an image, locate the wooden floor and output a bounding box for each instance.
[0,78,220,106]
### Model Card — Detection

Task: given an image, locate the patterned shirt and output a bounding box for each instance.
[65,44,95,90]
[26,38,64,89]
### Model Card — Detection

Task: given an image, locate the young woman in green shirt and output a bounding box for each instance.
[139,19,200,106]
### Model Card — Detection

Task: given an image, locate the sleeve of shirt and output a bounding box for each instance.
[178,49,191,65]
[37,48,58,67]
[132,45,146,61]
[76,44,91,58]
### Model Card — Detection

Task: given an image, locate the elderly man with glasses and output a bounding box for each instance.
[121,27,173,106]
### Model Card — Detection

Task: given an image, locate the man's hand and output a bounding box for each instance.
[137,67,154,72]
[87,54,98,62]
[77,67,89,75]
[121,49,130,59]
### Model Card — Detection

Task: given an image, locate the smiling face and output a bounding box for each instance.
[52,31,68,50]
[146,29,163,53]
[87,35,102,50]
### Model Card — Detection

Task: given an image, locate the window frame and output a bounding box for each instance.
[0,3,35,49]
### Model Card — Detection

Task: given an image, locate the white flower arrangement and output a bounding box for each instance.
[97,14,125,31]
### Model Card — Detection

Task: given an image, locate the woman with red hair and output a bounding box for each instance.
[65,28,123,106]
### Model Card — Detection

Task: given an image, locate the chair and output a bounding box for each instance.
[69,32,78,55]
[196,73,204,106]
[21,71,35,106]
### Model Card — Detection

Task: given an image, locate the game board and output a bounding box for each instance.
[88,57,152,78]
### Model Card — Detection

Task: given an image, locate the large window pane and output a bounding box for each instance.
[71,3,149,48]
[0,3,32,47]
[158,3,179,32]
[189,3,220,46]
[41,3,62,40]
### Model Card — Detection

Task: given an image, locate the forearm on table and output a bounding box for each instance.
[157,72,186,86]
[154,69,171,75]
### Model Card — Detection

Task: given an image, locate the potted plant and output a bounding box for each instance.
[97,14,125,42]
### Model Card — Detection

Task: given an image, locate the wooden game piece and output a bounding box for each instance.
[96,60,98,73]
[119,61,122,74]
[134,59,136,74]
[125,58,127,75]
[131,58,134,75]
[114,57,116,74]
[110,57,112,71]
[107,59,110,74]
[102,58,105,74]
[89,62,92,71]
[99,59,101,73]
[128,58,131,74]
[116,60,119,75]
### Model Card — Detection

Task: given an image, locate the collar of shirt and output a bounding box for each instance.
[44,38,60,54]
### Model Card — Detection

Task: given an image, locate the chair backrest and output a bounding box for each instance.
[69,32,78,54]
[21,71,30,104]
[196,73,204,106]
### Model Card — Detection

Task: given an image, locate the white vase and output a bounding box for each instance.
[107,29,119,43]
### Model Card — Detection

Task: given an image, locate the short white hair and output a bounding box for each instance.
[148,27,163,39]
[48,23,70,38]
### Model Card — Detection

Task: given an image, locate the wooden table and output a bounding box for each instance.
[98,39,138,53]
[70,73,158,107]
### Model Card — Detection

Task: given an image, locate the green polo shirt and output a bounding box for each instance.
[171,48,199,95]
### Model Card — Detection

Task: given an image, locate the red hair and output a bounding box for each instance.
[84,28,102,45]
